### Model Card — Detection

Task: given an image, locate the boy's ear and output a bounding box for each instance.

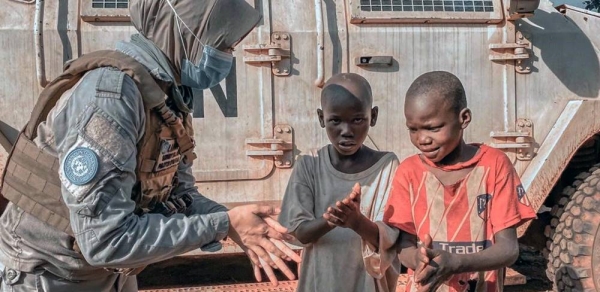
[370,106,379,127]
[317,109,325,128]
[459,108,471,129]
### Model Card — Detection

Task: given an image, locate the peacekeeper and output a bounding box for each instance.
[0,0,300,290]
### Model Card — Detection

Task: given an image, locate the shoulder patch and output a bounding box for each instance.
[95,67,125,99]
[516,184,530,206]
[477,194,492,220]
[64,147,99,185]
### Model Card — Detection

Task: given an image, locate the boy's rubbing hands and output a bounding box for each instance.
[414,234,458,292]
[322,183,363,229]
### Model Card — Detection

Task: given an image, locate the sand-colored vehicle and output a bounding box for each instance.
[1,0,600,290]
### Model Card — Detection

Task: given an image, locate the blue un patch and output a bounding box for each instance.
[64,147,99,186]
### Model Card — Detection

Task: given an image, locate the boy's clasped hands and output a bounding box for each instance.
[323,183,459,292]
[413,234,459,292]
[322,183,364,231]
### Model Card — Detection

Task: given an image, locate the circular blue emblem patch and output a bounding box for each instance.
[64,147,99,186]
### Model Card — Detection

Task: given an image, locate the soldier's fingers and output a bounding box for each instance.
[246,249,262,268]
[257,237,292,261]
[264,225,289,241]
[270,252,296,281]
[253,263,262,282]
[252,205,279,217]
[261,260,279,286]
[264,217,289,234]
[249,245,278,269]
[271,238,302,263]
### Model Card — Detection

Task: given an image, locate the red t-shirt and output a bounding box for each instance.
[384,145,536,292]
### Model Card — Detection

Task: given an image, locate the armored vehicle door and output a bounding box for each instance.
[189,3,279,184]
[346,1,520,162]
[264,0,523,165]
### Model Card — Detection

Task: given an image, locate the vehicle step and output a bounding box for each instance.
[140,281,299,292]
[139,268,525,291]
[140,275,410,291]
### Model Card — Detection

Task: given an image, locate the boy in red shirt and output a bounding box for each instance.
[327,71,536,292]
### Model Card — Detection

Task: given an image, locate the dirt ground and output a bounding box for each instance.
[137,244,553,291]
[505,245,553,292]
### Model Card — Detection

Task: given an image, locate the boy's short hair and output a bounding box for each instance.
[321,73,373,107]
[405,71,467,113]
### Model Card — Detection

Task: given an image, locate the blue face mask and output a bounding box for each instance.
[180,45,233,90]
[165,0,234,90]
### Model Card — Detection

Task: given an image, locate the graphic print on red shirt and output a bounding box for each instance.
[384,145,537,292]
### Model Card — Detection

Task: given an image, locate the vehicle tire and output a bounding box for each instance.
[544,164,600,292]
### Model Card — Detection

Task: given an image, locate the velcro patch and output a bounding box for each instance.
[95,68,125,99]
[63,147,99,185]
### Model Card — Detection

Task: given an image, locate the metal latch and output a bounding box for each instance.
[489,32,530,60]
[489,32,532,74]
[246,124,294,168]
[490,118,535,161]
[243,32,291,76]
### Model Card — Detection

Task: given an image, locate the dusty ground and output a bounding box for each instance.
[505,245,553,292]
[138,253,298,289]
[137,245,553,291]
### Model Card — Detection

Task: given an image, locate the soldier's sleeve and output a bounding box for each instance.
[174,160,228,216]
[55,68,229,268]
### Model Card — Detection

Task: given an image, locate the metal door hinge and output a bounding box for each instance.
[490,118,535,160]
[243,32,292,76]
[246,124,294,168]
[489,32,532,73]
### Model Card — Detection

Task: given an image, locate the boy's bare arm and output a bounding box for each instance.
[415,228,519,291]
[292,218,335,244]
[397,232,421,270]
[452,228,519,273]
[352,215,380,249]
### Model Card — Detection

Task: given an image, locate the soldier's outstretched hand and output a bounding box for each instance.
[227,204,302,286]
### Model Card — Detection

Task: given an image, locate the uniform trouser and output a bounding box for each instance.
[0,262,137,292]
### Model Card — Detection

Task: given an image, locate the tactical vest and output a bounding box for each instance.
[0,50,196,244]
